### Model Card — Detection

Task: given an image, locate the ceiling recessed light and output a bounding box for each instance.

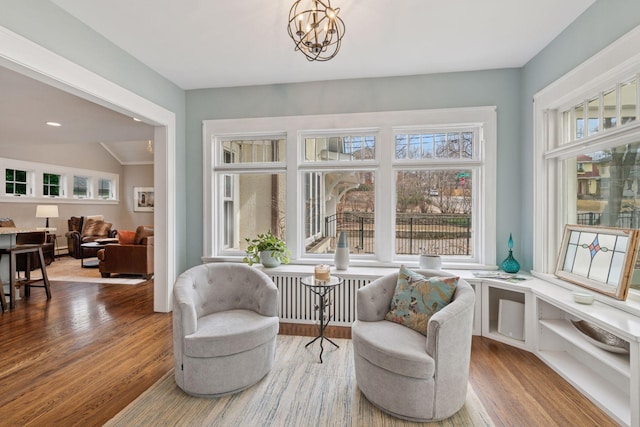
[133,117,142,122]
[46,121,62,127]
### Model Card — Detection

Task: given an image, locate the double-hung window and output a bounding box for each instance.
[204,108,496,267]
[393,128,479,257]
[534,26,640,295]
[213,136,287,252]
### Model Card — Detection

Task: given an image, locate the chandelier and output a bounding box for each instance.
[287,0,345,62]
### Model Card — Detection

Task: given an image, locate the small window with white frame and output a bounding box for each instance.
[5,167,31,196]
[73,175,91,198]
[43,172,61,197]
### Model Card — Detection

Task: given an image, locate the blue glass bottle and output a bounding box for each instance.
[501,233,520,274]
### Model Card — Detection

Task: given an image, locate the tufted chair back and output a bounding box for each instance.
[173,263,278,335]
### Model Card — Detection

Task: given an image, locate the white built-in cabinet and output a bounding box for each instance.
[463,275,640,427]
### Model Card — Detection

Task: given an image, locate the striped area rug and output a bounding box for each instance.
[106,335,494,427]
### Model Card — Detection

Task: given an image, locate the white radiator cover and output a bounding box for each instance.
[267,273,372,326]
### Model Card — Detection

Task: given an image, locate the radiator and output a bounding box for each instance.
[268,274,372,326]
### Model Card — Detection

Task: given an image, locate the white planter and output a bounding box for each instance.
[419,254,442,270]
[260,251,281,268]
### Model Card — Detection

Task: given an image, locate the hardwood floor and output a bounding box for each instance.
[0,276,617,426]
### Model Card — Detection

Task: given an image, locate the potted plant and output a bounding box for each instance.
[243,231,291,267]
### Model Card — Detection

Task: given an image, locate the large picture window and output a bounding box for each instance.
[204,108,496,267]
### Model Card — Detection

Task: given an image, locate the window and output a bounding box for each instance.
[394,129,479,257]
[302,133,377,256]
[98,178,112,199]
[5,168,29,196]
[43,173,61,196]
[214,136,287,252]
[1,158,119,202]
[204,108,496,267]
[73,176,90,198]
[534,26,640,298]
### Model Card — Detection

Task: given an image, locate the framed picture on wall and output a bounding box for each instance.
[555,224,640,300]
[133,187,154,212]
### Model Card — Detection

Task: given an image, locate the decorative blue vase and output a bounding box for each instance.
[501,233,520,274]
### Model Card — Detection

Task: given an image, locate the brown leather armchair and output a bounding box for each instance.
[97,225,154,279]
[66,216,117,259]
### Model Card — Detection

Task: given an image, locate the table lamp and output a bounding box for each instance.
[36,205,59,228]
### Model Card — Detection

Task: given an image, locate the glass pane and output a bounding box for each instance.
[395,169,473,256]
[6,169,14,181]
[603,89,617,130]
[98,179,111,198]
[395,132,474,160]
[587,97,599,136]
[568,142,640,290]
[575,103,585,139]
[221,173,286,251]
[304,171,375,255]
[15,183,27,195]
[15,170,26,182]
[304,135,375,162]
[621,80,637,124]
[221,138,285,164]
[73,176,88,196]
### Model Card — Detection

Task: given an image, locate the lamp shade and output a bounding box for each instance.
[35,205,59,219]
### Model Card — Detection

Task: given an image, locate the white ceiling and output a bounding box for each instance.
[52,0,595,90]
[1,0,595,163]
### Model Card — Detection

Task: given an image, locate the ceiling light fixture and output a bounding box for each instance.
[146,139,153,153]
[46,121,61,127]
[287,0,345,62]
[133,117,142,122]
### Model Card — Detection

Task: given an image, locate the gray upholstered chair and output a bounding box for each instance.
[352,269,475,422]
[172,263,279,397]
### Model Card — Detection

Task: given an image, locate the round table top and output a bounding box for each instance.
[300,275,343,288]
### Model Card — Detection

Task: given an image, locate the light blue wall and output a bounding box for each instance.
[4,0,637,272]
[186,70,522,267]
[0,0,188,272]
[521,0,640,270]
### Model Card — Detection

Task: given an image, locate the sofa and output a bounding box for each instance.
[0,218,55,269]
[97,225,154,279]
[65,215,117,259]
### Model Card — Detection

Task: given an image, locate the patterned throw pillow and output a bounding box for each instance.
[117,230,136,244]
[81,219,112,237]
[384,265,458,335]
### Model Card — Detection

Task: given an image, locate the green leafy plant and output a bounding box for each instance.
[243,231,291,266]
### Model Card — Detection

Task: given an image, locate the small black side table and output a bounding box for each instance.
[301,275,343,363]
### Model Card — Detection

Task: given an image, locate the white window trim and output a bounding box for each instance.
[0,157,119,203]
[203,107,496,268]
[533,25,640,310]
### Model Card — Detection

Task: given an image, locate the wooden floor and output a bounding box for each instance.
[0,276,617,426]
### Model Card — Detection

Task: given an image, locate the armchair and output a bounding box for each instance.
[173,263,279,397]
[65,215,117,259]
[97,225,153,279]
[352,269,475,422]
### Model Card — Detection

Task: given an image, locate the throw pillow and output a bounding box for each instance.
[81,219,112,238]
[117,230,136,244]
[384,265,458,335]
[134,225,154,244]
